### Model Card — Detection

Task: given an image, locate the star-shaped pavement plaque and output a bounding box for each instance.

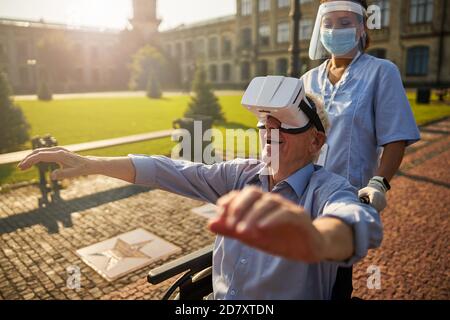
[76,228,181,281]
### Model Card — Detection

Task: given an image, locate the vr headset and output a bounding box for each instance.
[241,76,325,134]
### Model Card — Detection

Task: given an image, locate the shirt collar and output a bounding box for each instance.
[250,162,315,198]
[285,163,315,198]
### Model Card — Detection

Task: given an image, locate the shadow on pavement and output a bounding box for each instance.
[397,170,450,189]
[0,184,151,234]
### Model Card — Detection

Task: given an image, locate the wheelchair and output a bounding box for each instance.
[148,243,354,300]
[148,244,214,300]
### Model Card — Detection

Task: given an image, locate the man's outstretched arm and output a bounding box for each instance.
[209,186,382,264]
[18,147,248,204]
[18,147,136,183]
[208,187,354,263]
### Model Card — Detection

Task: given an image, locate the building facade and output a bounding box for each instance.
[0,0,448,94]
[161,0,450,89]
[0,0,160,94]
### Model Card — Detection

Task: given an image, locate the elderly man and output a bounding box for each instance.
[18,77,382,300]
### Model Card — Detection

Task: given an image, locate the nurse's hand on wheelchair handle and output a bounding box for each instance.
[208,186,326,263]
[358,186,387,212]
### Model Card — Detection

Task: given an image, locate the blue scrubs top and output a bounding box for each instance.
[302,53,421,189]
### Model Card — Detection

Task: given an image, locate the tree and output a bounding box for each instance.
[36,32,74,98]
[37,81,52,101]
[184,67,225,122]
[0,72,30,153]
[129,45,166,92]
[146,71,162,99]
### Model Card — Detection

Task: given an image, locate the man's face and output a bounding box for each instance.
[260,116,320,169]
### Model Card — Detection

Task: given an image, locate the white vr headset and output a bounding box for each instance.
[241,76,325,134]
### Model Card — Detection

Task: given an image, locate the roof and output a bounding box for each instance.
[161,15,235,33]
[0,17,120,34]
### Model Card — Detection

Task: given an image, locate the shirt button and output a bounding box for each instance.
[240,258,247,265]
[230,289,236,296]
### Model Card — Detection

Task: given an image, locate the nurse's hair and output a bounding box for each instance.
[320,0,371,51]
[306,93,329,134]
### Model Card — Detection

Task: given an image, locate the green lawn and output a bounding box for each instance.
[1,92,449,186]
[1,95,257,185]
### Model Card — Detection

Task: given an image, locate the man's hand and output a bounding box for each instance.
[18,147,96,180]
[208,187,327,263]
[18,147,136,183]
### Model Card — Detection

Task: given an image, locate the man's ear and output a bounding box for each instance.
[309,130,326,154]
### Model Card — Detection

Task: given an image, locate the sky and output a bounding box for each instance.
[0,0,236,31]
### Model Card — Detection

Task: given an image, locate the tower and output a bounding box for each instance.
[130,0,161,43]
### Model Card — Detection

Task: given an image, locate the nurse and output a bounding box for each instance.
[301,0,421,298]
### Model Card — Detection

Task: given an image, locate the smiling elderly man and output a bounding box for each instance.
[18,76,382,300]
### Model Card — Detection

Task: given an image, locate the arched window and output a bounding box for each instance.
[209,64,218,82]
[222,64,231,82]
[241,61,251,81]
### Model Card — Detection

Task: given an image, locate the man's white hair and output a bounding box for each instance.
[305,93,329,162]
[306,93,329,134]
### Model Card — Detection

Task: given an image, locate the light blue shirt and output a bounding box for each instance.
[302,54,421,189]
[130,155,383,300]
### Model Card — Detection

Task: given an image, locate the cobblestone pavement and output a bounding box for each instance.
[0,119,449,300]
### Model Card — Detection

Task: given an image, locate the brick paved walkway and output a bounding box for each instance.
[0,119,448,300]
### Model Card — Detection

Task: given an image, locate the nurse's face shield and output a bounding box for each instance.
[241,76,325,135]
[309,1,367,60]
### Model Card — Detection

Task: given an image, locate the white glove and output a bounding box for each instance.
[358,177,390,212]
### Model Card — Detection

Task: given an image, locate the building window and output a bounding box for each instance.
[17,41,28,62]
[257,60,269,76]
[108,68,116,83]
[278,0,290,8]
[19,66,29,84]
[259,0,270,12]
[0,44,6,64]
[92,69,100,83]
[222,37,232,57]
[242,0,252,16]
[175,43,182,58]
[259,25,270,46]
[209,64,218,82]
[74,67,83,82]
[409,0,433,24]
[406,46,429,76]
[208,37,218,59]
[368,48,387,59]
[196,38,205,58]
[276,58,288,75]
[73,44,83,60]
[299,19,313,40]
[222,64,231,82]
[241,28,252,48]
[91,46,98,61]
[241,61,251,81]
[166,44,172,56]
[373,0,390,27]
[277,22,289,43]
[185,40,194,59]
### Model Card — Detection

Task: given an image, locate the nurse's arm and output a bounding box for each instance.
[376,141,406,181]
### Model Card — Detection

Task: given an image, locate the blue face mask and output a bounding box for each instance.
[320,27,359,56]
